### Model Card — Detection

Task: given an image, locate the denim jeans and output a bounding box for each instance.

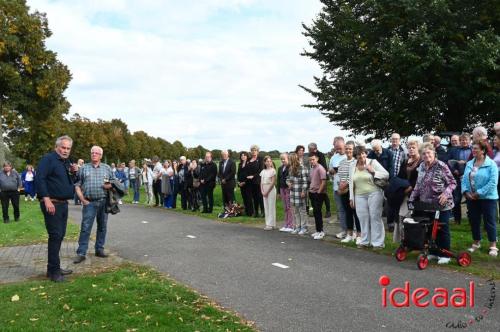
[41,201,68,274]
[467,199,498,242]
[76,199,108,256]
[130,178,140,202]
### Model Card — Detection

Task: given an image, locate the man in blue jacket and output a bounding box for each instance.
[36,135,78,282]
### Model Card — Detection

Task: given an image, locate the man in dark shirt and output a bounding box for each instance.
[0,161,22,223]
[199,151,218,213]
[218,150,236,207]
[35,135,77,282]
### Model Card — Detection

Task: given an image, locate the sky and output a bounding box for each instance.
[28,0,354,153]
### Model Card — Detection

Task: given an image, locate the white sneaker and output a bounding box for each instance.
[313,232,325,240]
[311,232,319,238]
[279,227,288,232]
[290,228,299,235]
[285,228,294,232]
[355,237,362,245]
[341,235,354,243]
[335,231,346,239]
[264,226,273,231]
[298,228,308,235]
[437,257,451,265]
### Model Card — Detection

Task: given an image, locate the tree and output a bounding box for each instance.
[0,0,71,163]
[301,0,500,137]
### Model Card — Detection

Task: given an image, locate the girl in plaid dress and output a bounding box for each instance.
[287,153,309,235]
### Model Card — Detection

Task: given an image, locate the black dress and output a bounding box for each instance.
[237,161,253,216]
[246,157,264,216]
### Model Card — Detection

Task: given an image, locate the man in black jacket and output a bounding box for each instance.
[218,150,236,207]
[200,151,218,213]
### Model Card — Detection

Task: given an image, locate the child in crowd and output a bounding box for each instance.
[287,153,309,235]
[260,156,277,230]
[278,153,294,232]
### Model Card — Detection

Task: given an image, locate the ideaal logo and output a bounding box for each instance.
[378,275,496,329]
[379,275,474,308]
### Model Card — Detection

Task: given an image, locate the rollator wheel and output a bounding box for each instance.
[395,247,407,261]
[417,254,429,270]
[457,252,472,267]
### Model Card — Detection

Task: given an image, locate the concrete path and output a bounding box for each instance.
[66,204,500,332]
[0,241,123,283]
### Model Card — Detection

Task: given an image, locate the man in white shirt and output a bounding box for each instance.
[152,156,164,206]
[328,137,347,238]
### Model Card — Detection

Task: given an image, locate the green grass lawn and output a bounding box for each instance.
[0,264,255,332]
[0,199,79,247]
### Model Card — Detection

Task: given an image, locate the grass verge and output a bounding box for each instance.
[0,263,256,331]
[0,200,79,247]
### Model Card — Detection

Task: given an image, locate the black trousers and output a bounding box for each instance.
[179,186,188,210]
[250,182,264,216]
[41,201,68,274]
[153,180,163,206]
[1,191,20,221]
[340,192,361,232]
[221,184,235,207]
[240,185,254,216]
[386,197,400,226]
[201,185,214,212]
[188,187,199,210]
[309,192,326,232]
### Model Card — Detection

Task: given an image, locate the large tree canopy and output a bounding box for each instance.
[301,0,500,137]
[0,0,71,163]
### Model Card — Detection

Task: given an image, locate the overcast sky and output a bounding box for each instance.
[28,0,354,153]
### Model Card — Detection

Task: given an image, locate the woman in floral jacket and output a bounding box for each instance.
[409,144,457,264]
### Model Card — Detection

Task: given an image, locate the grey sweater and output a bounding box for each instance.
[0,170,22,191]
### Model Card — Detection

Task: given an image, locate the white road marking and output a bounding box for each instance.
[280,242,286,244]
[272,263,289,269]
[186,235,197,239]
[141,221,149,224]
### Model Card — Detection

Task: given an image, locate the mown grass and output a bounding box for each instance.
[0,199,79,247]
[0,264,256,332]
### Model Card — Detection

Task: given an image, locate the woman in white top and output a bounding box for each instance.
[349,145,389,249]
[260,156,277,230]
[141,163,154,205]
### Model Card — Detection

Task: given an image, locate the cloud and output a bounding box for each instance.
[27,0,356,153]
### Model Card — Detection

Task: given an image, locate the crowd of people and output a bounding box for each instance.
[0,121,498,282]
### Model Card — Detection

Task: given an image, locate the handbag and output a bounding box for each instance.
[370,160,388,189]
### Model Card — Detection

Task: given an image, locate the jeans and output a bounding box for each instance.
[201,185,214,212]
[467,199,498,243]
[130,178,140,202]
[76,199,108,256]
[333,191,346,231]
[0,191,19,221]
[41,201,68,274]
[280,188,293,229]
[309,192,326,232]
[340,192,360,232]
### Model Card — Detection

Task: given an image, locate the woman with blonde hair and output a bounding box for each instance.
[287,153,309,235]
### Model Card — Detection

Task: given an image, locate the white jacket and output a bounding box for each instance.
[348,158,389,201]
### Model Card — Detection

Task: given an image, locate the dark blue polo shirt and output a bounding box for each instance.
[35,151,75,200]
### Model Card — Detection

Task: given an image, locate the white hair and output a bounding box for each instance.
[371,139,382,148]
[55,135,73,147]
[90,145,103,154]
[472,126,487,139]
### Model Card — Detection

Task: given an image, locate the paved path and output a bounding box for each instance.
[65,204,500,332]
[0,241,123,283]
